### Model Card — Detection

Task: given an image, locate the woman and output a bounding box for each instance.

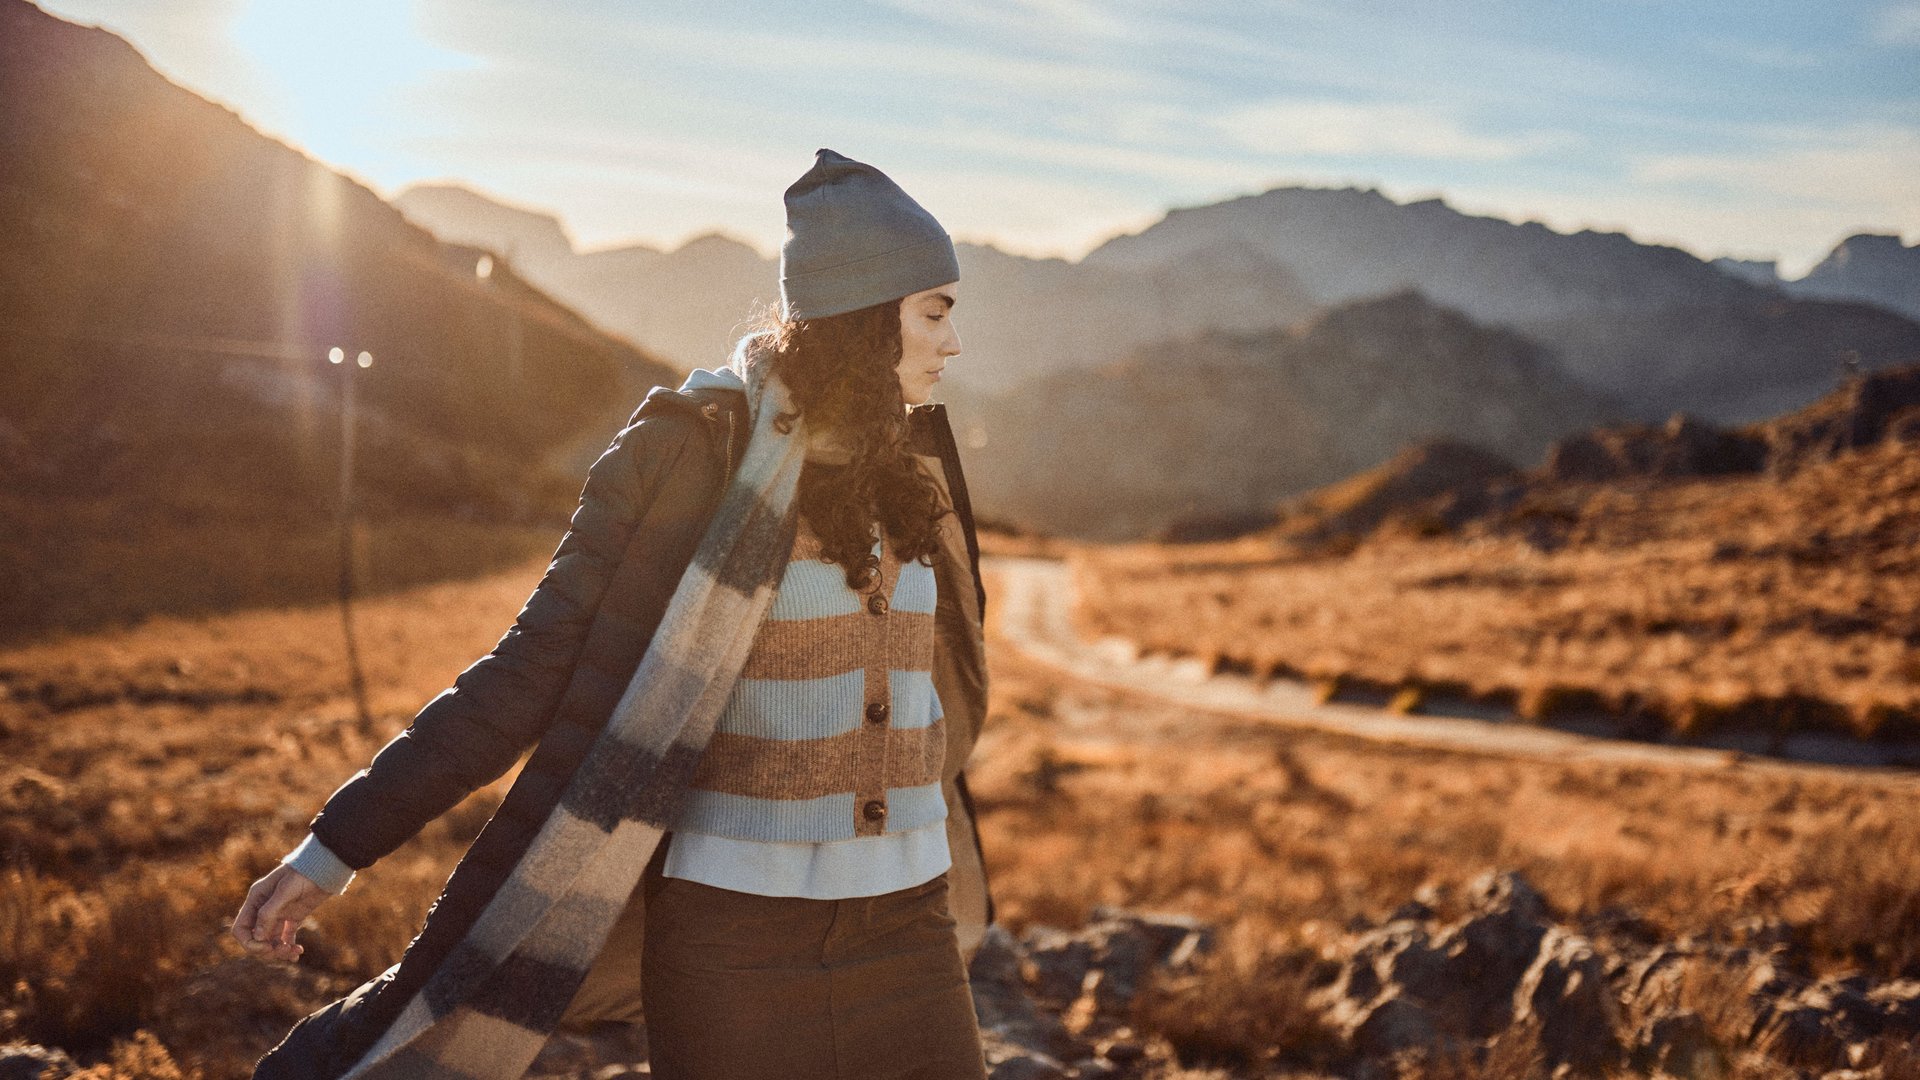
[233,148,994,1080]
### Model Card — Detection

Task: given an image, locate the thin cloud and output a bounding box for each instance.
[437,8,1182,99]
[1215,99,1575,161]
[1702,38,1829,69]
[1872,2,1920,45]
[872,0,1148,42]
[1634,123,1920,210]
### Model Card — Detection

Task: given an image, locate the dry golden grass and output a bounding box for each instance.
[1,560,556,1075]
[1069,438,1920,742]
[0,491,560,650]
[6,544,1919,1077]
[969,569,1920,1075]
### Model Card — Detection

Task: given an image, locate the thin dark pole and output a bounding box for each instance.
[334,348,373,733]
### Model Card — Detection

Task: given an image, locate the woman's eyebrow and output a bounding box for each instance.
[927,292,956,310]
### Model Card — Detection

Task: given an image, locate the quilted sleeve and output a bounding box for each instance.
[305,405,698,870]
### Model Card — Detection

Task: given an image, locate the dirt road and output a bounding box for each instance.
[988,554,1920,786]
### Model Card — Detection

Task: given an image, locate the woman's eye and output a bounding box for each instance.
[927,312,945,322]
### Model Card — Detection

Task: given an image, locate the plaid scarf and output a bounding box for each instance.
[340,335,806,1080]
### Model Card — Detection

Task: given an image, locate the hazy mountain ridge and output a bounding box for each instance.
[395,182,1319,388]
[392,183,577,265]
[1791,233,1920,321]
[1081,187,1920,422]
[400,181,1920,430]
[1713,235,1920,324]
[954,290,1624,539]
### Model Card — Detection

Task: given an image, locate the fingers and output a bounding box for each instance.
[233,866,318,963]
[231,878,269,948]
[254,874,293,939]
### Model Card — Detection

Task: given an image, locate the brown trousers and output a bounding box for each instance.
[563,838,988,1080]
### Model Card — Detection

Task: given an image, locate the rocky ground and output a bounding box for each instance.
[508,871,1920,1079]
[0,869,1862,1080]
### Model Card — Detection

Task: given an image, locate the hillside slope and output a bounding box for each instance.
[0,1,679,643]
[957,290,1623,539]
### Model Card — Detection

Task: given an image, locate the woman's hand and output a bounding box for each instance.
[231,863,330,962]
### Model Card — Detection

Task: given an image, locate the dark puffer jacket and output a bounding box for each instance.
[253,376,993,1078]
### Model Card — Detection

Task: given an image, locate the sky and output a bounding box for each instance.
[34,0,1920,278]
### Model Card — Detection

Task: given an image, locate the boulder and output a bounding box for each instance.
[980,1030,1070,1080]
[1754,1001,1850,1070]
[1423,871,1553,1037]
[1342,989,1446,1058]
[0,1044,77,1080]
[1866,979,1920,1039]
[1512,928,1622,1073]
[1762,365,1920,473]
[1542,411,1765,483]
[969,926,1092,1065]
[1071,909,1213,1017]
[1020,925,1097,1006]
[1798,977,1891,1041]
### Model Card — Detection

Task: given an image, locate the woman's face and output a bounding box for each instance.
[895,281,961,407]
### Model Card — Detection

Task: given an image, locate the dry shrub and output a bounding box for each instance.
[1674,956,1760,1050]
[66,1029,202,1080]
[1790,816,1920,973]
[1129,937,1339,1071]
[1722,1052,1804,1079]
[1515,681,1605,723]
[1386,685,1424,714]
[0,865,185,1047]
[1397,1022,1547,1080]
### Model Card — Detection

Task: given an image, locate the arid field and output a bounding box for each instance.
[1070,437,1920,745]
[3,533,1919,1078]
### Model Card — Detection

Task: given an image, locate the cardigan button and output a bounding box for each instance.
[865,701,890,724]
[862,799,888,821]
[867,593,888,615]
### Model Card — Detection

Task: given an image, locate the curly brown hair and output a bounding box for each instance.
[744,297,952,592]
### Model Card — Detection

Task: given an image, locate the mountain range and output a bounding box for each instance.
[399,180,1919,537]
[398,183,1920,429]
[8,0,1917,551]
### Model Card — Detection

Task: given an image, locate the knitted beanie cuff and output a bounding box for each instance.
[780,233,960,321]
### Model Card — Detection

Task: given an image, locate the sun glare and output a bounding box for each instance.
[227,0,476,166]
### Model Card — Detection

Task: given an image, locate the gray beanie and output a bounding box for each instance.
[779,148,960,320]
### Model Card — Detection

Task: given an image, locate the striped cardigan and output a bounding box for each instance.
[676,508,947,843]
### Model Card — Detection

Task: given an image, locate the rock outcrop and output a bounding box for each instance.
[1309,870,1920,1078]
[1541,410,1770,482]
